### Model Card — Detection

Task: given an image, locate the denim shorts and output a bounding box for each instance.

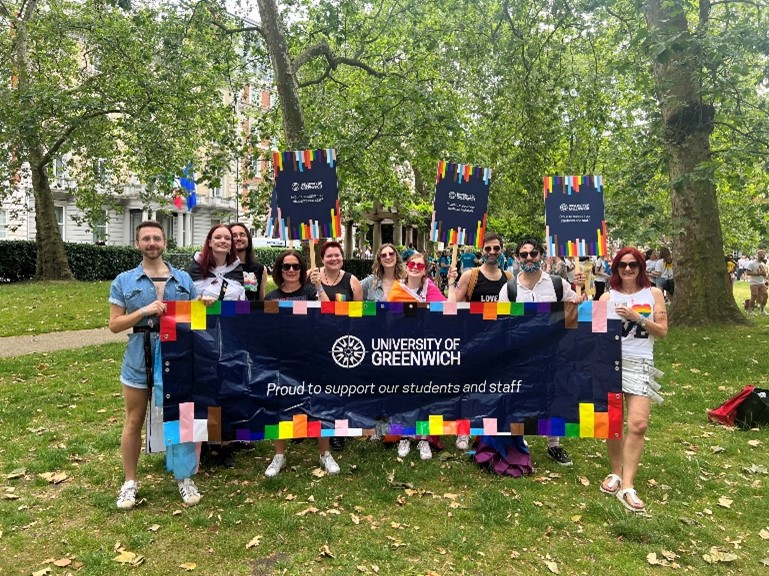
[622,357,664,404]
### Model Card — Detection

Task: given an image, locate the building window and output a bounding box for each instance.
[129,209,143,244]
[55,206,65,239]
[93,210,108,243]
[53,157,65,178]
[0,210,6,239]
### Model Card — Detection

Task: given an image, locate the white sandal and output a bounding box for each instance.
[616,487,646,513]
[599,473,622,495]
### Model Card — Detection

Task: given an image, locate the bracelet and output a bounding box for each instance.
[141,307,147,317]
[316,285,325,294]
[638,316,647,328]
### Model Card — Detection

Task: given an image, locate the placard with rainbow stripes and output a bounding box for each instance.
[544,175,607,257]
[430,161,490,248]
[266,148,342,241]
[159,300,623,446]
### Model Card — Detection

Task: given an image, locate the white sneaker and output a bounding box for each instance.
[417,440,432,460]
[455,435,470,451]
[178,478,201,506]
[265,454,286,477]
[397,439,411,458]
[116,480,137,510]
[319,451,340,475]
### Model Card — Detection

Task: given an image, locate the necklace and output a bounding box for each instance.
[323,268,342,286]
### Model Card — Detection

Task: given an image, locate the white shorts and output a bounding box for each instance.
[622,357,664,404]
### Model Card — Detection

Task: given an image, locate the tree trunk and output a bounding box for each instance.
[256,0,307,149]
[644,0,744,325]
[14,1,75,281]
[29,148,74,280]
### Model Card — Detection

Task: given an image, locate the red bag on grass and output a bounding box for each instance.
[708,386,769,428]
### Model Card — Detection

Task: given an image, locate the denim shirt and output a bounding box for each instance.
[360,274,387,302]
[109,262,196,386]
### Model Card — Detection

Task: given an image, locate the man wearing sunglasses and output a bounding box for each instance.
[495,238,585,468]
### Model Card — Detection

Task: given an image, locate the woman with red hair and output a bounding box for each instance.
[599,247,667,513]
[188,224,246,302]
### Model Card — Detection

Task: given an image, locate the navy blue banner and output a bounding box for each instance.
[159,302,623,444]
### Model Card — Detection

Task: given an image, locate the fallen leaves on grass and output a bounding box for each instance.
[38,471,69,484]
[112,549,145,567]
[319,545,335,558]
[296,506,319,516]
[5,468,26,480]
[742,464,768,475]
[148,524,160,532]
[544,560,559,573]
[703,547,738,564]
[179,562,197,571]
[758,528,769,540]
[246,535,262,549]
[717,496,733,509]
[747,439,761,447]
[578,476,590,486]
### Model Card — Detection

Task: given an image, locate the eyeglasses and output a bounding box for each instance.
[406,261,426,271]
[483,245,502,253]
[281,263,302,271]
[232,233,248,239]
[617,261,639,270]
[518,250,540,259]
[380,251,396,259]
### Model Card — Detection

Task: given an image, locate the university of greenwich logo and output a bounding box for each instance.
[331,335,366,369]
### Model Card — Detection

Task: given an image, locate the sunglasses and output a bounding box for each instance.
[617,261,639,270]
[281,263,302,271]
[518,250,540,259]
[483,245,502,253]
[406,261,426,271]
[380,251,396,259]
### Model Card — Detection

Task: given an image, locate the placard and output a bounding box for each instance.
[544,175,607,256]
[429,161,490,248]
[267,149,341,240]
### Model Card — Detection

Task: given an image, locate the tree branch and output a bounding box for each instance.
[42,108,126,166]
[292,41,385,78]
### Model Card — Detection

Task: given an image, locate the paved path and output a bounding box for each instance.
[0,327,127,358]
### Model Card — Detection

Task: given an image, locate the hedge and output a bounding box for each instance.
[0,241,281,282]
[0,240,374,283]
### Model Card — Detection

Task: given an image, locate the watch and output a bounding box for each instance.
[638,316,648,328]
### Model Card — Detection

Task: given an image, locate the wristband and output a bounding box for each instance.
[316,285,325,294]
[638,317,647,328]
[141,307,147,317]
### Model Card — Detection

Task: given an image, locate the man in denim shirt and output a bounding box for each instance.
[109,221,201,509]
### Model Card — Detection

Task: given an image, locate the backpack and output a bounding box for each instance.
[467,267,512,301]
[506,274,564,302]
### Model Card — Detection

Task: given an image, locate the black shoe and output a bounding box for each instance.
[546,445,573,466]
[330,437,346,451]
[217,445,236,468]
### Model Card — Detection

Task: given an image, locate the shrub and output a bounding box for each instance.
[0,241,285,282]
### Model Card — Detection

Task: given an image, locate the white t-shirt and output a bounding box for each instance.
[497,270,578,303]
[746,259,768,285]
[607,288,656,360]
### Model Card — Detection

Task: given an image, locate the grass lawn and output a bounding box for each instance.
[0,283,768,575]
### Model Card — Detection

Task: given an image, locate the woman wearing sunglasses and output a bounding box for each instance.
[262,250,341,476]
[599,247,667,513]
[360,243,405,301]
[387,252,448,460]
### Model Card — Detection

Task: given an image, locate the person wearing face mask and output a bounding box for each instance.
[483,238,585,475]
[448,233,510,452]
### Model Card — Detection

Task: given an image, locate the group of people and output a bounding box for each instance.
[110,221,668,515]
